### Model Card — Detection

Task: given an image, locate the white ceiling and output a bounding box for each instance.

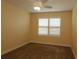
[6,0,76,13]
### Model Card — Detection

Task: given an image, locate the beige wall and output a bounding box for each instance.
[30,11,72,46]
[1,0,30,54]
[71,4,77,57]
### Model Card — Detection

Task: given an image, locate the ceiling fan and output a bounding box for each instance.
[33,0,53,11]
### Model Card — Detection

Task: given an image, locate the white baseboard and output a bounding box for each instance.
[1,42,30,55]
[32,41,71,47]
[71,48,77,59]
[2,41,76,59]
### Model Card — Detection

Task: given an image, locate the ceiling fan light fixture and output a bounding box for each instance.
[34,6,41,11]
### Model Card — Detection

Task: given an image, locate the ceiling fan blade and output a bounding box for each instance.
[33,0,52,9]
[41,2,52,8]
[44,5,53,8]
[40,0,48,3]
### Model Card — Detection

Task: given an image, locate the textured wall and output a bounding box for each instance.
[1,0,30,54]
[30,11,72,46]
[72,4,77,57]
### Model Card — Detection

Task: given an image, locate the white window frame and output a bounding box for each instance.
[38,17,61,36]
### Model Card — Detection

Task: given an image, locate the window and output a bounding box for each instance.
[49,18,61,36]
[38,17,61,36]
[38,27,48,35]
[38,18,48,35]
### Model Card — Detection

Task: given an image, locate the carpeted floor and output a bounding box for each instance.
[2,43,75,59]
